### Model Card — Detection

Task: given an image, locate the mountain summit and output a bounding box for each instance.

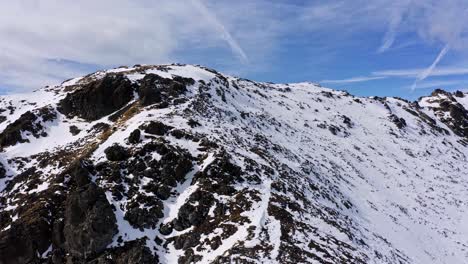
[0,64,467,264]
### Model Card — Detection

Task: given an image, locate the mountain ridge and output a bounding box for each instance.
[0,64,467,264]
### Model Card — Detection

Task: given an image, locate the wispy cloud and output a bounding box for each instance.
[321,76,387,84]
[1,0,468,95]
[373,66,468,78]
[377,0,410,53]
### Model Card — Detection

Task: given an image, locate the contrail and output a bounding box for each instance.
[377,0,411,53]
[377,15,401,53]
[411,43,450,90]
[191,0,248,63]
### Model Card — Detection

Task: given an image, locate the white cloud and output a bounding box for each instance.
[1,0,468,93]
[0,0,273,91]
[373,67,468,78]
[321,76,386,84]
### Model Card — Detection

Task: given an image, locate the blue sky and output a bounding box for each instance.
[1,0,468,100]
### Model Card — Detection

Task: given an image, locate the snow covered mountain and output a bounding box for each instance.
[0,64,467,264]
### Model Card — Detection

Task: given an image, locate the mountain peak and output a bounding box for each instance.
[0,64,467,263]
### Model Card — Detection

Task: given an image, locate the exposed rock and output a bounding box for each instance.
[159,223,173,236]
[431,88,451,97]
[58,74,135,121]
[0,163,5,179]
[105,144,130,161]
[187,118,201,128]
[88,122,111,133]
[88,239,158,264]
[137,74,193,106]
[124,196,163,229]
[0,111,37,148]
[128,129,141,144]
[1,64,468,264]
[0,107,56,148]
[141,121,173,136]
[69,125,81,136]
[454,90,465,98]
[63,183,117,258]
[63,160,92,187]
[0,203,51,264]
[389,114,407,129]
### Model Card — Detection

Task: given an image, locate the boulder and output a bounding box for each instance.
[141,121,173,136]
[69,125,81,136]
[104,144,130,161]
[127,129,141,144]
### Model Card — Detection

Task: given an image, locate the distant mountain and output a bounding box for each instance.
[0,64,467,264]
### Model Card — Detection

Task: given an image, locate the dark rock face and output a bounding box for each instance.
[141,121,173,136]
[426,91,468,139]
[454,90,465,98]
[58,74,135,121]
[64,160,92,187]
[172,190,215,231]
[0,206,51,264]
[137,74,194,106]
[0,107,56,148]
[63,183,117,258]
[88,239,158,264]
[389,114,407,129]
[431,88,451,97]
[105,144,130,161]
[0,111,37,148]
[124,197,164,229]
[128,129,141,144]
[443,102,468,138]
[69,125,81,136]
[0,163,5,179]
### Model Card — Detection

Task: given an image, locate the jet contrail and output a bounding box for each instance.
[411,43,450,90]
[191,0,248,63]
[378,15,401,53]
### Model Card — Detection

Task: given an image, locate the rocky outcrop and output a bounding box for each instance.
[58,74,135,121]
[0,203,51,264]
[141,121,173,136]
[389,114,407,129]
[137,74,194,106]
[88,239,158,264]
[63,183,117,258]
[0,106,56,148]
[423,89,468,139]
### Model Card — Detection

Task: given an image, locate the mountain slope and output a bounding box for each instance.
[0,64,467,264]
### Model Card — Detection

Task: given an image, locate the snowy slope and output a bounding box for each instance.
[0,64,467,264]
